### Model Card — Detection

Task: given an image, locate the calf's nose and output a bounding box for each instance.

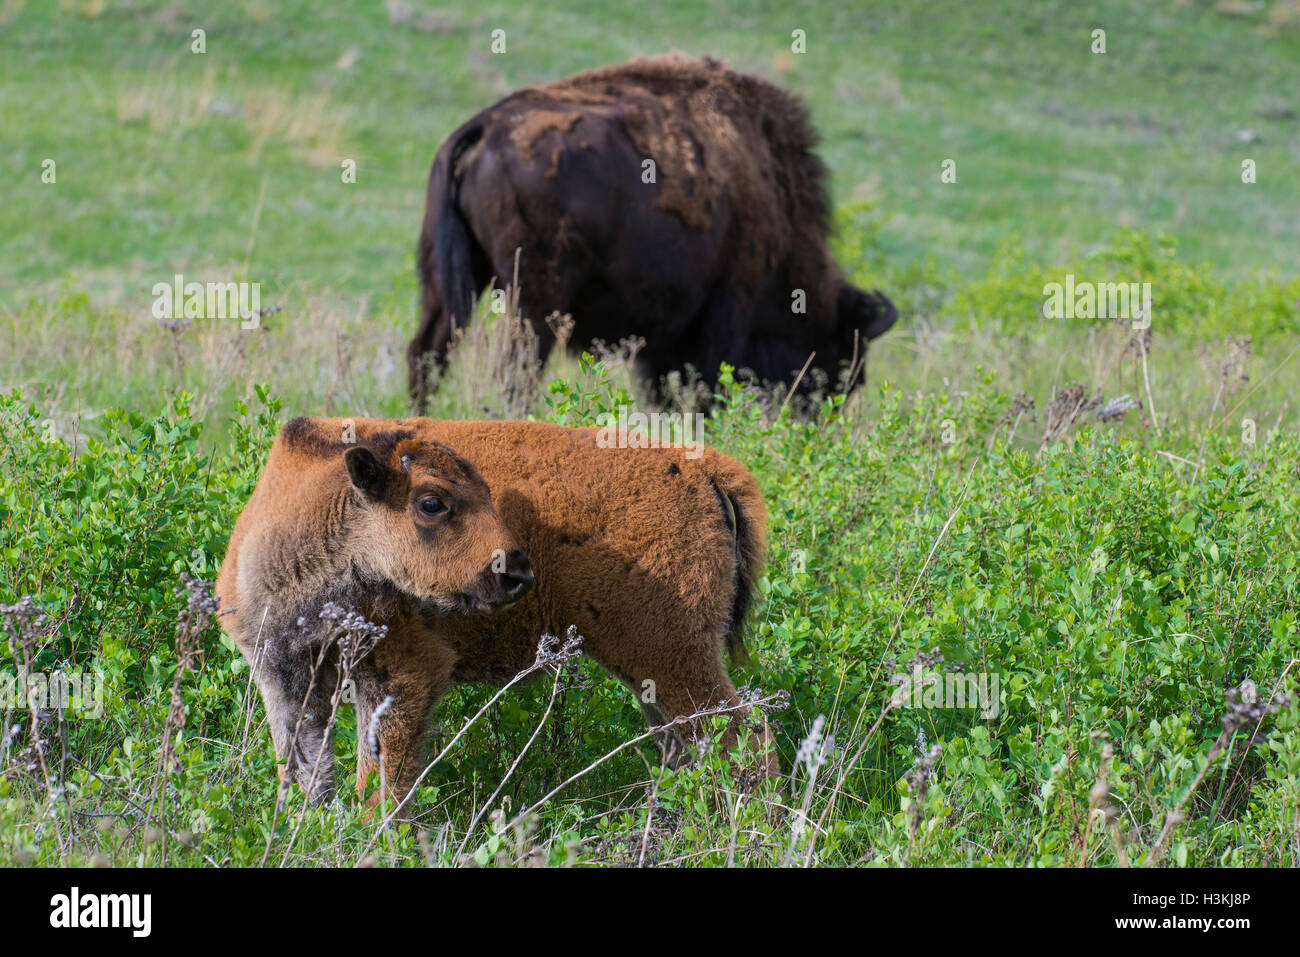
[498,549,533,600]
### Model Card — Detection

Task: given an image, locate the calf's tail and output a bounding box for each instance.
[704,453,769,664]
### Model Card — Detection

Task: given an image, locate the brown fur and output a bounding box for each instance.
[216,416,775,807]
[408,54,897,411]
[514,54,828,281]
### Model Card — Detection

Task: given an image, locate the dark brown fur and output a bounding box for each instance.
[408,54,897,411]
[216,416,775,807]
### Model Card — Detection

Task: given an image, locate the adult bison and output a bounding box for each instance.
[408,53,897,412]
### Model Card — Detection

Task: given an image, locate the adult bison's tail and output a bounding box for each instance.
[411,121,487,411]
[433,123,485,330]
[704,452,769,665]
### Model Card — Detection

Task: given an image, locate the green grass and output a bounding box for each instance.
[2,370,1298,867]
[4,0,1300,310]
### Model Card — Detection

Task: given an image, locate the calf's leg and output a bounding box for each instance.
[352,633,456,812]
[616,643,778,776]
[254,642,340,802]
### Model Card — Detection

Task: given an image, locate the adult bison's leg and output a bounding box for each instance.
[521,302,560,368]
[352,634,456,814]
[493,239,587,374]
[407,286,451,415]
[693,286,749,390]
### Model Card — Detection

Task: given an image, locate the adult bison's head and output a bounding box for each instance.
[836,284,898,365]
[743,281,899,398]
[786,283,898,394]
[343,438,533,614]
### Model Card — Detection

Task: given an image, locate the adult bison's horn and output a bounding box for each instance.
[838,284,898,343]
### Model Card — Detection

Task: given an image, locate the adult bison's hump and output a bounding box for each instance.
[462,53,829,292]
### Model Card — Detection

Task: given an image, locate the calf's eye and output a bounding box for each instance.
[419,497,447,516]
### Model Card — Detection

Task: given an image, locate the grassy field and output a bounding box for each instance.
[1,0,1299,868]
[5,0,1300,301]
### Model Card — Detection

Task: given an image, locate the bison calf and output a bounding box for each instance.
[216,416,776,807]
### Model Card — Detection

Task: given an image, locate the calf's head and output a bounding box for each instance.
[342,437,532,613]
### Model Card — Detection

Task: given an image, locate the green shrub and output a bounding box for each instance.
[948,229,1300,341]
[1,345,1297,867]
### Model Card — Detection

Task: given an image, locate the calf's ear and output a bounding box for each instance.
[345,446,387,499]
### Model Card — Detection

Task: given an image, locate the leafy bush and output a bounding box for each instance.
[947,229,1300,341]
[2,360,1296,867]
